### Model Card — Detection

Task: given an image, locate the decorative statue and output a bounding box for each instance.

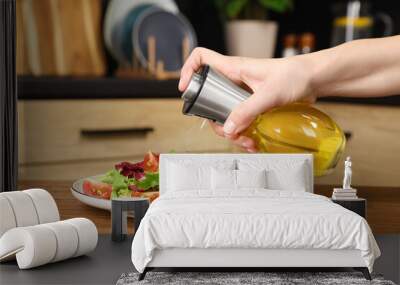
[343,157,352,189]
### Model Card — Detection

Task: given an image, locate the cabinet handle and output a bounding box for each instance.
[344,131,352,140]
[80,127,154,137]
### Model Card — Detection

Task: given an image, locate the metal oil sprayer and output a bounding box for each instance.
[181,65,346,176]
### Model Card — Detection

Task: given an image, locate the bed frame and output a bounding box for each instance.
[138,154,371,281]
[140,248,370,280]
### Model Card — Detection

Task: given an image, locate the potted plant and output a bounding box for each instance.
[215,0,293,58]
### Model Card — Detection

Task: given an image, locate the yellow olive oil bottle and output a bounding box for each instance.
[182,65,345,176]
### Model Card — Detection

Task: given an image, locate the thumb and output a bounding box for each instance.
[223,92,278,137]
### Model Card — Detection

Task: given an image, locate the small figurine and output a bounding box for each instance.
[332,156,357,199]
[343,156,352,189]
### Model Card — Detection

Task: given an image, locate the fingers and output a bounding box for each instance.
[233,136,257,152]
[209,121,257,153]
[208,121,224,137]
[209,120,240,140]
[179,48,218,91]
[300,95,317,104]
[178,47,243,92]
[222,88,281,137]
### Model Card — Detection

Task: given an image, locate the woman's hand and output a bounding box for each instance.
[180,37,400,151]
[179,47,315,152]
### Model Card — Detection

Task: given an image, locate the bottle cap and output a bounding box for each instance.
[181,65,251,124]
[182,66,208,115]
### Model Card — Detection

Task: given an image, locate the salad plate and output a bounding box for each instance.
[70,152,160,212]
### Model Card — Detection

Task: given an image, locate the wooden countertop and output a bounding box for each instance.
[18,181,400,234]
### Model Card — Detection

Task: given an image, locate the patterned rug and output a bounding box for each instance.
[117,271,396,285]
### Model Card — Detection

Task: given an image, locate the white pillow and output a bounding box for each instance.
[167,160,235,192]
[211,169,267,190]
[211,168,236,190]
[266,164,307,191]
[238,159,308,191]
[236,169,267,189]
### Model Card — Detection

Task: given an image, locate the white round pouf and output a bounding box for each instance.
[0,218,98,269]
[0,192,39,227]
[42,221,79,262]
[0,189,98,269]
[23,189,60,223]
[0,226,57,269]
[0,196,17,237]
[64,218,98,257]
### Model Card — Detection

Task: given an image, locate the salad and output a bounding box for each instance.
[82,151,160,202]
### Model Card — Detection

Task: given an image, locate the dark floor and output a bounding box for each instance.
[0,235,135,285]
[1,235,399,285]
[374,235,400,284]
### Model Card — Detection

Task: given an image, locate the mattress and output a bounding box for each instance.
[131,190,380,273]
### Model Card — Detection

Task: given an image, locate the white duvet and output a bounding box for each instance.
[131,190,380,273]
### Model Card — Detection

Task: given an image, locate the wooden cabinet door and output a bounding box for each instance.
[315,102,400,187]
[18,99,232,180]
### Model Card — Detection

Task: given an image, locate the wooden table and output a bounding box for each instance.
[18,181,400,234]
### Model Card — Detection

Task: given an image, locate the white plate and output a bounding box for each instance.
[104,0,179,65]
[133,7,197,72]
[71,175,112,211]
[71,175,158,214]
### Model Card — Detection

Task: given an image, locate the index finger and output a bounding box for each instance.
[178,47,243,92]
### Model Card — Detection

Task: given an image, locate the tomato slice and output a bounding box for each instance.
[83,180,95,195]
[143,151,159,172]
[82,180,112,200]
[131,191,142,198]
[149,193,159,202]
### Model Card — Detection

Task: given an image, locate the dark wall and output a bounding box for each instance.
[272,0,400,55]
[176,0,226,54]
[177,0,400,56]
[102,0,400,73]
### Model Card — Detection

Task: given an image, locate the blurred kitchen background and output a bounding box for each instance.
[16,0,400,187]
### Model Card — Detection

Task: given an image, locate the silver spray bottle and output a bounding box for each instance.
[181,65,250,124]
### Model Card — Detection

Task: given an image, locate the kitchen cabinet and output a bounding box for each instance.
[315,102,400,187]
[18,99,232,180]
[18,100,400,186]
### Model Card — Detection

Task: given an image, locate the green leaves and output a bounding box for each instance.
[227,0,249,19]
[102,168,159,198]
[214,0,248,19]
[134,172,159,191]
[258,0,293,13]
[102,169,127,191]
[117,188,132,197]
[214,0,293,20]
[102,169,131,198]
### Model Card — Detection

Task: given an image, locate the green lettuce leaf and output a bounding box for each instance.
[102,168,159,197]
[117,188,131,197]
[134,172,159,191]
[102,169,132,198]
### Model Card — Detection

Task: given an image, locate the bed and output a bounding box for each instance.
[131,154,380,281]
